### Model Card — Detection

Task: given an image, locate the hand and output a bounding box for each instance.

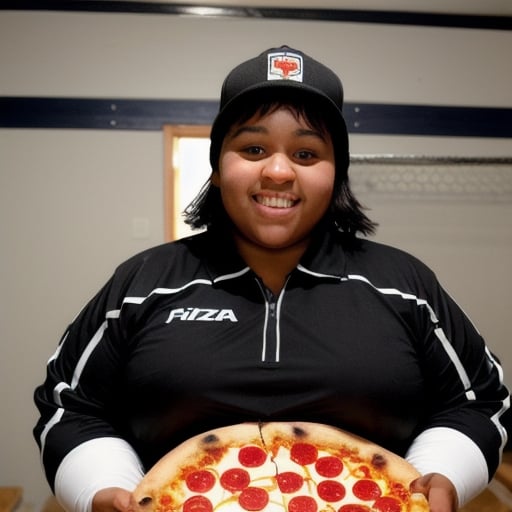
[92,487,133,512]
[410,473,458,512]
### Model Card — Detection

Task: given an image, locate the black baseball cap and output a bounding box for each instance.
[209,45,349,171]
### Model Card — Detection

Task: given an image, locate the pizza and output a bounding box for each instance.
[132,422,429,512]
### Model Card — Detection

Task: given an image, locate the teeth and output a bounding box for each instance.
[257,196,294,208]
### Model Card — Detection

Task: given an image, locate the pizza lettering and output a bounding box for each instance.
[133,422,429,512]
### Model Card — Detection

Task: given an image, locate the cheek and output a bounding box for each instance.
[216,153,255,190]
[307,168,336,204]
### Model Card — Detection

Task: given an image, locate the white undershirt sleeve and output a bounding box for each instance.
[405,427,489,507]
[54,437,145,512]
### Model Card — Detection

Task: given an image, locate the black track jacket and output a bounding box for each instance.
[34,227,509,492]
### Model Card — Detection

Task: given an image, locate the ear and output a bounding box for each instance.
[211,170,220,187]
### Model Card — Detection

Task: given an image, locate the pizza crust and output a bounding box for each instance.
[133,423,264,505]
[132,421,429,512]
[259,422,421,486]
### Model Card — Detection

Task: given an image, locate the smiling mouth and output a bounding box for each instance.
[255,195,297,208]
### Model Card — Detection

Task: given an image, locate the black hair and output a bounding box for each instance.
[183,91,377,236]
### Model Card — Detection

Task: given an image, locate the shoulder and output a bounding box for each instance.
[342,236,439,290]
[122,232,209,267]
[111,232,212,291]
[351,237,428,264]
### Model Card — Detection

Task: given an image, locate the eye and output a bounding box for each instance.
[242,145,265,158]
[294,149,316,161]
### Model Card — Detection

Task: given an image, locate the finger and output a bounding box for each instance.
[409,474,432,496]
[112,489,133,512]
[427,485,456,512]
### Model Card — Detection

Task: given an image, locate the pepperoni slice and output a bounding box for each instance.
[276,471,304,493]
[185,470,216,493]
[290,443,318,466]
[220,468,251,492]
[316,480,346,502]
[338,506,371,512]
[238,487,269,511]
[287,495,318,512]
[315,456,343,477]
[372,496,402,512]
[182,495,213,512]
[352,479,382,501]
[238,445,268,467]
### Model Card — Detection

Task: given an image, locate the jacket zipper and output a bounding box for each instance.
[256,277,289,363]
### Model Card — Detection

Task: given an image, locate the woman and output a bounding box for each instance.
[34,46,509,512]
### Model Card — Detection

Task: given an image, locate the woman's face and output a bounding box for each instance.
[212,106,336,252]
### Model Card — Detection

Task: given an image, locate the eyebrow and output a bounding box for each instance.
[229,125,327,142]
[295,128,328,142]
[230,125,267,139]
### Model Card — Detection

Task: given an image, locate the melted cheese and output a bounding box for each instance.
[166,445,405,512]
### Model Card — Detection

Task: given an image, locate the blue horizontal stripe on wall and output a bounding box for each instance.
[0,98,217,131]
[1,97,512,138]
[2,2,512,30]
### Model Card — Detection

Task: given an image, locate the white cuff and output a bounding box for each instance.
[54,437,145,512]
[405,427,489,506]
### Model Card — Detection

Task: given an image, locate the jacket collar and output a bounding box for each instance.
[201,224,355,282]
[297,225,352,278]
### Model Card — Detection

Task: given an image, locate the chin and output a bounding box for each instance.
[256,233,310,251]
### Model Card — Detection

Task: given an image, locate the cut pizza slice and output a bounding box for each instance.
[132,422,430,512]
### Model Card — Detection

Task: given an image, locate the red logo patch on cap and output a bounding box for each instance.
[267,51,303,82]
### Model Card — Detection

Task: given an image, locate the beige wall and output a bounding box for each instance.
[1,10,511,509]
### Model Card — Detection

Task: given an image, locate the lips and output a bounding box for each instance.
[254,195,297,208]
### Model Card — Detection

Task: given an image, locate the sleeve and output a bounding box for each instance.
[406,265,510,505]
[406,426,489,506]
[33,261,144,496]
[55,438,144,512]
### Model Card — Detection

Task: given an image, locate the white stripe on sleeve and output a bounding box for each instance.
[54,437,144,512]
[405,426,489,506]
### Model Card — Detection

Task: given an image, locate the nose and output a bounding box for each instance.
[261,153,295,183]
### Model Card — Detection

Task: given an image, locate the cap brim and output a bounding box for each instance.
[212,80,348,139]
